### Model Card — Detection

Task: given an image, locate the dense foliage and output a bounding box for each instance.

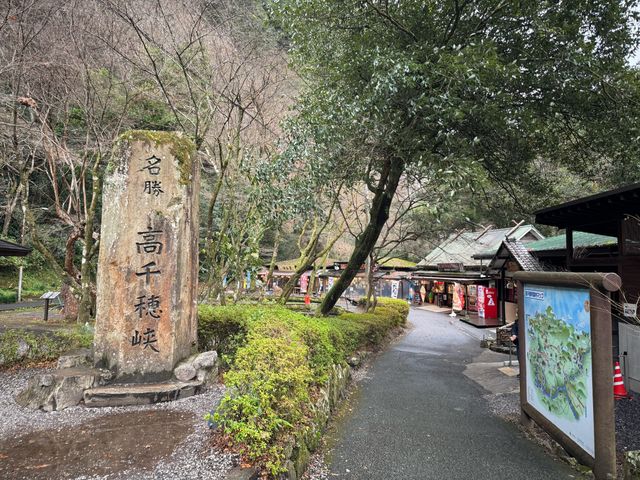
[265,0,640,313]
[199,299,408,474]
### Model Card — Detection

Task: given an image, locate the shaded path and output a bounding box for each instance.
[0,301,45,311]
[325,308,576,479]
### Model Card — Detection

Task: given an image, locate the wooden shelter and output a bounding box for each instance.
[535,182,640,303]
[0,239,31,257]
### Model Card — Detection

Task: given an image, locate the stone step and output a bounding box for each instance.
[84,380,204,407]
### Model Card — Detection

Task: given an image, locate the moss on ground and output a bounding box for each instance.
[0,325,93,367]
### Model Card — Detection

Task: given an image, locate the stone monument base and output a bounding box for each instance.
[16,350,219,411]
[83,380,205,407]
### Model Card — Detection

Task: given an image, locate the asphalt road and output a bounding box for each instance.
[325,308,577,480]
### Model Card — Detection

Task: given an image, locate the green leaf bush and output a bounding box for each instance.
[199,301,408,475]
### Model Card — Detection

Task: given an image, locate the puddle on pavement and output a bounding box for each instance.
[0,409,195,479]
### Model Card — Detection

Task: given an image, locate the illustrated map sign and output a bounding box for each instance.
[523,284,594,456]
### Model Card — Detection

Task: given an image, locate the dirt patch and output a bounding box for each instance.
[0,308,67,334]
[0,409,195,479]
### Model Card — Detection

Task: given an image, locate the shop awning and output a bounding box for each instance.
[411,271,489,284]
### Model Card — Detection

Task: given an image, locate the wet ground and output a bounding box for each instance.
[321,308,577,480]
[0,410,194,479]
[0,307,66,333]
[0,367,235,480]
[0,301,46,312]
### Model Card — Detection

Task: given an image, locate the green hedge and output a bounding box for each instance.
[0,326,93,366]
[199,301,408,475]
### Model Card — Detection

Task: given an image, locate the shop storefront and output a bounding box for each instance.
[410,271,495,324]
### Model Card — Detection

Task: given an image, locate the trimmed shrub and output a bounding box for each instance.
[201,302,409,475]
[375,297,410,320]
[214,335,312,474]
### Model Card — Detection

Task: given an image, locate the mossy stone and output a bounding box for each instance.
[117,130,196,185]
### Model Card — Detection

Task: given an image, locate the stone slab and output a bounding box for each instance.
[57,348,93,369]
[224,466,260,480]
[498,366,519,377]
[84,380,204,407]
[463,360,520,395]
[16,367,111,411]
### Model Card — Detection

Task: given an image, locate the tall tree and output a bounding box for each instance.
[266,0,640,314]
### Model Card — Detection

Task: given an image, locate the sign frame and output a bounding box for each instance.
[514,271,620,480]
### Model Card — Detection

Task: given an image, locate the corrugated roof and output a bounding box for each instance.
[0,239,31,257]
[502,239,541,271]
[534,183,640,236]
[378,257,417,269]
[419,225,543,268]
[526,231,617,252]
[274,258,337,272]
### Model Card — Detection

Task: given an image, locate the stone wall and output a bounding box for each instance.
[625,451,640,479]
[280,363,352,480]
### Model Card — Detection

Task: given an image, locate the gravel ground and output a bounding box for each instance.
[483,391,521,421]
[0,367,238,479]
[483,385,640,457]
[615,395,640,453]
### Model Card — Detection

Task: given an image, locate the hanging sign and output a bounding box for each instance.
[391,281,399,299]
[452,283,465,311]
[624,303,637,318]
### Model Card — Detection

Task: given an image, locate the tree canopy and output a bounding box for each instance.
[265,0,640,313]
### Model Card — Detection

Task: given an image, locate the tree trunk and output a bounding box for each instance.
[77,158,102,324]
[3,96,24,236]
[365,254,376,312]
[279,258,314,304]
[2,183,19,237]
[265,230,281,292]
[319,158,404,315]
[61,282,79,321]
[308,263,318,297]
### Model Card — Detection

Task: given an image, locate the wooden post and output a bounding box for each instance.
[566,227,574,267]
[43,298,50,322]
[500,268,506,325]
[590,287,616,480]
[17,266,23,303]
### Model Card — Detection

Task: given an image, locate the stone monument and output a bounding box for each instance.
[93,130,199,381]
[17,131,218,410]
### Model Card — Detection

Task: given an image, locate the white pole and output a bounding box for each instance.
[17,266,23,303]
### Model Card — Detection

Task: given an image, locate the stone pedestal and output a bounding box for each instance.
[15,367,112,412]
[93,131,199,381]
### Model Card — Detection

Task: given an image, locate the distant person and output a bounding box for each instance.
[510,320,520,365]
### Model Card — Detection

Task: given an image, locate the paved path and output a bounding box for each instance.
[325,308,577,479]
[0,300,44,311]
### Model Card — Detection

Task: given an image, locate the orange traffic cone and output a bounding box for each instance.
[614,361,629,399]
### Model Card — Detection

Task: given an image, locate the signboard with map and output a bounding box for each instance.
[523,284,594,457]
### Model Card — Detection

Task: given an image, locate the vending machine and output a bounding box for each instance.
[477,286,498,325]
